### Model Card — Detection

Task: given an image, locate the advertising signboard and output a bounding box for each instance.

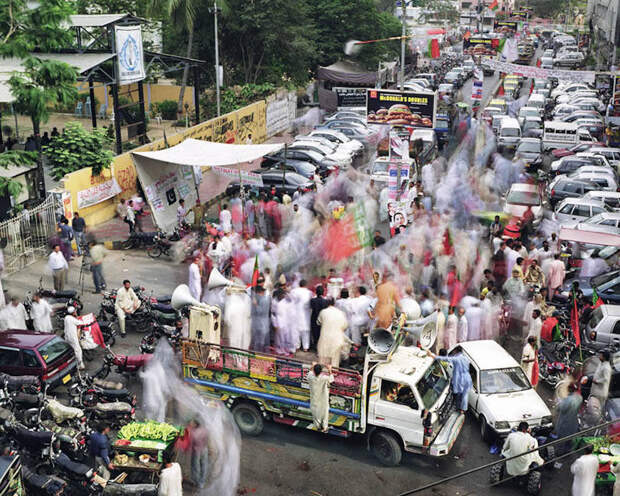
[334,87,367,108]
[463,37,500,56]
[494,20,518,31]
[366,89,436,128]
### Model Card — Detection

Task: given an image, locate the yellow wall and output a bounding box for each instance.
[81,83,196,113]
[61,100,269,227]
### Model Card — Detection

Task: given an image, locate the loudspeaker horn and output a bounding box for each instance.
[171,284,204,310]
[368,327,395,355]
[403,311,438,350]
[207,268,234,290]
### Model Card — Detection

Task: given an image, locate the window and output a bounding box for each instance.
[381,380,419,410]
[614,321,620,335]
[564,183,580,193]
[469,364,478,392]
[38,337,71,364]
[559,204,574,215]
[22,350,40,368]
[592,207,606,215]
[417,361,449,410]
[572,205,592,217]
[601,219,617,226]
[480,367,530,393]
[0,348,20,367]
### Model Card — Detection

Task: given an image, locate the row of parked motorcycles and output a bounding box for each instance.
[0,371,159,495]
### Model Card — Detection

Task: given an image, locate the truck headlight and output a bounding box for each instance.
[542,415,553,425]
[494,421,510,430]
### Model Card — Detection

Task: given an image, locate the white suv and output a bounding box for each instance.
[553,197,609,228]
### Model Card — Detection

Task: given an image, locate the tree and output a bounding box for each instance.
[75,0,150,16]
[44,122,114,180]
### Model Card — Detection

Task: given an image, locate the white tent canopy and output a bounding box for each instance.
[131,138,284,167]
[131,138,284,232]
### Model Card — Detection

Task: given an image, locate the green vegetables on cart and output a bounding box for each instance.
[118,421,180,442]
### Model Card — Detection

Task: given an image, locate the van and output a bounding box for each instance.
[488,98,508,114]
[498,117,521,150]
[543,121,595,151]
[528,94,546,112]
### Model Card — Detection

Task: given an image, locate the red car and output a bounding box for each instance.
[551,142,606,159]
[0,331,77,388]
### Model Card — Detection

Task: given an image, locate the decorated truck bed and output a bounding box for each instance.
[182,340,364,434]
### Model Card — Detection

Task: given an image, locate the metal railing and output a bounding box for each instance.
[0,195,57,275]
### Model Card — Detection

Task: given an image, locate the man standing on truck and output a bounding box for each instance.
[429,348,472,413]
[307,363,334,432]
[372,272,401,329]
[317,298,349,367]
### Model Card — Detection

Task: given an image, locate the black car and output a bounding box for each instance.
[225,170,314,198]
[267,148,337,176]
[547,177,597,207]
[260,157,316,179]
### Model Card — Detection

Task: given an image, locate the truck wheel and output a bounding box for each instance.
[527,471,542,495]
[232,403,264,436]
[480,416,492,443]
[489,461,504,484]
[371,431,402,467]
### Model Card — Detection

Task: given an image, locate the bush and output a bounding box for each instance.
[155,100,178,120]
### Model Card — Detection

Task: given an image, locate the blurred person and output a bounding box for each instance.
[430,348,472,413]
[187,419,209,489]
[250,278,271,351]
[177,199,188,228]
[547,254,565,299]
[89,425,114,480]
[191,199,205,230]
[464,301,482,341]
[524,259,545,287]
[503,267,526,300]
[555,384,582,455]
[0,297,28,329]
[317,298,349,367]
[59,218,74,260]
[30,293,53,332]
[310,286,329,349]
[457,306,468,342]
[591,350,612,406]
[528,309,542,348]
[372,272,401,328]
[521,336,538,389]
[290,279,313,352]
[71,212,86,256]
[125,200,136,233]
[64,306,84,369]
[349,286,372,347]
[571,444,598,496]
[307,363,334,432]
[445,306,458,349]
[89,240,107,293]
[188,256,202,301]
[159,451,183,496]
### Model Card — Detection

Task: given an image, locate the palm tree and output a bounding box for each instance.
[148,0,198,115]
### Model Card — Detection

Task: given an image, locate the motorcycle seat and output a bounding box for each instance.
[13,392,40,406]
[0,406,14,422]
[152,310,177,324]
[152,302,174,313]
[52,289,78,298]
[104,483,158,496]
[155,294,172,304]
[97,387,132,398]
[92,378,124,390]
[15,428,53,445]
[23,466,67,492]
[124,354,151,367]
[0,373,40,391]
[56,453,92,476]
[95,401,132,412]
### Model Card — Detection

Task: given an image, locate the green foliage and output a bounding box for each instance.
[43,122,114,180]
[0,150,35,200]
[529,0,565,18]
[76,0,150,16]
[155,100,178,120]
[199,83,276,119]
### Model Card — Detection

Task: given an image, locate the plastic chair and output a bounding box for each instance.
[84,97,91,118]
[98,103,108,119]
[74,101,83,117]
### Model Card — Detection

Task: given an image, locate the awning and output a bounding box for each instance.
[70,14,134,27]
[318,60,384,86]
[559,227,620,247]
[131,138,284,167]
[0,163,37,178]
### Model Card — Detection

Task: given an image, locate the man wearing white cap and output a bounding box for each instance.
[64,306,84,370]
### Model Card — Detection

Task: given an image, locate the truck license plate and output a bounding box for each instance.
[62,374,71,384]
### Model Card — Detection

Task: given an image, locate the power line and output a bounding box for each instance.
[397,419,616,495]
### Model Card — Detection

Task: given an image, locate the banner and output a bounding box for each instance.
[463,37,500,56]
[482,58,596,83]
[389,130,410,161]
[471,79,483,101]
[212,167,264,186]
[333,87,367,107]
[494,20,518,31]
[388,199,408,236]
[77,178,122,209]
[115,25,146,84]
[266,98,290,137]
[367,89,436,128]
[501,38,518,62]
[387,161,410,200]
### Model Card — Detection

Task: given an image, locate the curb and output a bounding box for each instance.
[104,240,124,250]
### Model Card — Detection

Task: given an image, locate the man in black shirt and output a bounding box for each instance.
[373,230,386,248]
[310,285,329,349]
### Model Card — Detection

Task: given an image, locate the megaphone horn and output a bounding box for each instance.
[404,311,439,351]
[171,284,203,310]
[207,268,234,290]
[368,328,396,355]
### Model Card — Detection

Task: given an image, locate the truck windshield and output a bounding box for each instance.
[480,367,530,393]
[588,307,604,330]
[417,361,449,410]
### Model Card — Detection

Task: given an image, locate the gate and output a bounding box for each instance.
[0,195,57,276]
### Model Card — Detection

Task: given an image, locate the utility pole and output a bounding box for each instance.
[400,0,407,91]
[214,0,221,117]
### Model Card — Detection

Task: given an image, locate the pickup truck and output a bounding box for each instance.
[182,332,464,466]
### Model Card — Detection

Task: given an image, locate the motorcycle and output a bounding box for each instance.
[538,341,574,388]
[103,483,159,496]
[146,231,173,259]
[98,293,178,334]
[122,231,158,250]
[23,464,68,495]
[139,323,182,354]
[69,373,136,408]
[93,346,152,380]
[85,401,134,429]
[0,372,41,394]
[24,389,88,432]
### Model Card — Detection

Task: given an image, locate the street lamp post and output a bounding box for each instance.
[400,0,407,90]
[213,0,221,117]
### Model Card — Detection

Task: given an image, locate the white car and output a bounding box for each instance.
[307,129,364,156]
[450,341,553,440]
[575,212,620,235]
[503,183,543,226]
[583,190,620,210]
[294,135,354,159]
[290,141,352,168]
[553,197,609,228]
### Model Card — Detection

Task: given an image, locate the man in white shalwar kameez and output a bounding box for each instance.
[188,257,202,301]
[0,248,5,307]
[317,300,349,367]
[571,445,598,496]
[159,453,183,496]
[1,298,28,329]
[528,310,543,348]
[444,307,458,350]
[290,280,313,352]
[456,307,468,343]
[271,291,296,354]
[30,293,53,332]
[307,363,334,432]
[501,422,545,477]
[464,301,482,341]
[64,307,84,370]
[349,287,373,346]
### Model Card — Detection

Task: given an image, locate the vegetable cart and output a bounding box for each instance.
[0,455,24,496]
[575,436,620,491]
[112,421,181,484]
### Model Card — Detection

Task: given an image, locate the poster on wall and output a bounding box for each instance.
[367,89,436,128]
[115,25,146,84]
[77,178,122,209]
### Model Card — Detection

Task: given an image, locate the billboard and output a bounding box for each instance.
[494,20,518,31]
[463,37,500,56]
[115,25,146,84]
[366,89,436,128]
[334,87,367,107]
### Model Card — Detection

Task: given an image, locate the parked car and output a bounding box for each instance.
[575,212,620,235]
[575,119,605,138]
[0,332,77,389]
[517,107,542,127]
[551,142,602,159]
[521,117,543,138]
[316,123,375,145]
[583,191,620,211]
[450,340,553,441]
[225,170,314,198]
[547,177,597,206]
[515,137,543,166]
[503,183,544,226]
[564,170,619,191]
[291,141,351,169]
[561,111,602,123]
[584,305,620,350]
[553,197,609,228]
[554,51,584,68]
[268,147,337,175]
[551,83,591,99]
[260,158,316,179]
[306,129,364,156]
[550,156,594,175]
[444,71,462,87]
[293,135,355,160]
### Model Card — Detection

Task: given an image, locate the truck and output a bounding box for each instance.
[181,316,464,466]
